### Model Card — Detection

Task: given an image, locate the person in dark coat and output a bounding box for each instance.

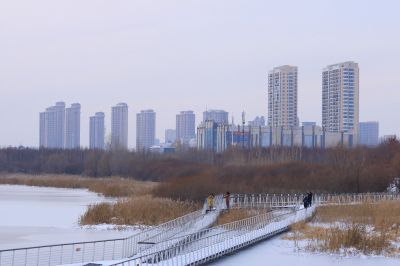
[303,196,309,209]
[307,192,313,207]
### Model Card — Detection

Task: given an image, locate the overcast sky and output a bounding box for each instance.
[1,0,399,148]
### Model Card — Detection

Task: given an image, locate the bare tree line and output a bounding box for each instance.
[0,139,399,201]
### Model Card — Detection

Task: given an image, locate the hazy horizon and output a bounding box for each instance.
[1,0,399,148]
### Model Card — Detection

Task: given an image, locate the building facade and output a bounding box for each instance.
[198,124,355,152]
[39,102,65,149]
[111,103,128,149]
[165,129,176,144]
[268,65,298,129]
[203,110,229,124]
[136,109,156,150]
[89,112,105,149]
[322,61,359,141]
[358,121,379,147]
[65,103,81,149]
[176,111,196,144]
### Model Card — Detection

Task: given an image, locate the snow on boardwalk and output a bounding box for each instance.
[105,206,316,266]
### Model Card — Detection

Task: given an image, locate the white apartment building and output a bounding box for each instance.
[268,65,298,129]
[322,61,359,141]
[176,111,196,144]
[136,109,156,150]
[89,112,105,149]
[65,103,81,149]
[111,103,128,149]
[39,102,65,149]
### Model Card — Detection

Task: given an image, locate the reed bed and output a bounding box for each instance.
[79,195,200,226]
[287,201,400,256]
[0,174,156,197]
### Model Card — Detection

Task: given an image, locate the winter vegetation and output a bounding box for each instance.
[0,139,399,202]
[79,195,199,226]
[0,174,155,197]
[286,201,400,256]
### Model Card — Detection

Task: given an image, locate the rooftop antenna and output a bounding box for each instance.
[242,111,246,148]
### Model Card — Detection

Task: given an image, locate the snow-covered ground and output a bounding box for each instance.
[211,235,400,266]
[0,185,141,250]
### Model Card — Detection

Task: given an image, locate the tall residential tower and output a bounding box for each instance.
[39,102,65,149]
[65,103,81,149]
[136,110,156,150]
[111,103,128,149]
[176,111,196,144]
[268,65,298,129]
[89,112,105,149]
[322,61,359,140]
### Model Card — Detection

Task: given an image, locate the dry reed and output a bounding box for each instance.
[79,195,200,226]
[287,201,400,256]
[0,174,156,197]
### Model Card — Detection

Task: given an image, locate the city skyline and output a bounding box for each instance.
[1,1,400,147]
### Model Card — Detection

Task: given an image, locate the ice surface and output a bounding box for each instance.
[0,185,140,250]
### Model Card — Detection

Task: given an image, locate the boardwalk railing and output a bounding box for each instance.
[1,192,399,266]
[0,209,205,266]
[230,192,400,209]
[109,206,315,266]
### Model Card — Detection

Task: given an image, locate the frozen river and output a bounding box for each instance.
[0,185,138,250]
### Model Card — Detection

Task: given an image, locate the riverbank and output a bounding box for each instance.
[0,184,140,249]
[286,202,400,257]
[0,174,200,226]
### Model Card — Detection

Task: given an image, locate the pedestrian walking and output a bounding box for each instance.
[303,195,309,209]
[207,193,215,212]
[224,191,231,209]
[307,192,313,207]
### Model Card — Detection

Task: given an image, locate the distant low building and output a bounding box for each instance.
[165,129,176,144]
[359,121,379,147]
[248,116,266,127]
[197,123,355,152]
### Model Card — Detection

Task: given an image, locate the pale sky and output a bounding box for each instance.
[1,0,399,148]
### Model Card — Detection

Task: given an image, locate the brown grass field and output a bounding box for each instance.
[0,173,156,197]
[286,201,400,256]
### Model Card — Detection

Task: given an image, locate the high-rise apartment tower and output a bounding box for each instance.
[176,111,196,144]
[136,109,156,150]
[111,103,128,149]
[322,61,359,140]
[268,65,298,129]
[89,112,105,149]
[65,103,81,149]
[39,102,65,148]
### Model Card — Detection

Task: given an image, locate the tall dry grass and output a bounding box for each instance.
[79,195,200,226]
[287,201,400,256]
[0,174,156,197]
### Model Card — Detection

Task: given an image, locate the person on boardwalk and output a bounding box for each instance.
[224,191,231,210]
[307,192,313,207]
[207,193,215,212]
[303,195,309,209]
